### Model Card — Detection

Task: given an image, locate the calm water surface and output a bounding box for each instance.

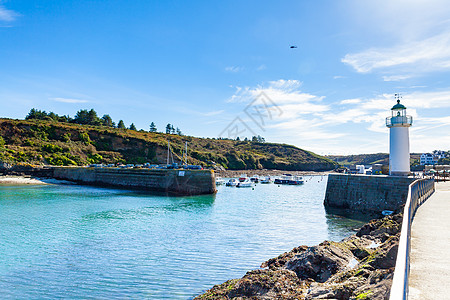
[0,176,367,299]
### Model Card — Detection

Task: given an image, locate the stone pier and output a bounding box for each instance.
[324,174,415,214]
[52,166,216,195]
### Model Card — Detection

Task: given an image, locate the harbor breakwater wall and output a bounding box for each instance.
[52,167,216,195]
[324,174,415,214]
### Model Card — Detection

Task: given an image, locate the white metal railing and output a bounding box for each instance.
[389,178,435,300]
[386,116,413,127]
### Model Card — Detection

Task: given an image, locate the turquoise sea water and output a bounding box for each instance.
[0,176,366,299]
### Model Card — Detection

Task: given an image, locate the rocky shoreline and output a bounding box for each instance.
[195,213,401,300]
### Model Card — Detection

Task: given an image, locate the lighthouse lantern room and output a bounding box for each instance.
[386,94,413,176]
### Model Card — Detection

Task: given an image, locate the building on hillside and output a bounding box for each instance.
[420,153,438,165]
[433,150,447,159]
[420,151,447,165]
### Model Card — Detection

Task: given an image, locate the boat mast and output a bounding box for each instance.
[167,140,170,165]
[184,141,188,165]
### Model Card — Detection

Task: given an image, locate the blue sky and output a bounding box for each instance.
[1,0,449,155]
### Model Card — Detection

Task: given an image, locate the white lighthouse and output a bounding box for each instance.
[386,94,412,176]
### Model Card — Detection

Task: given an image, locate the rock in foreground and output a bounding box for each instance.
[195,213,402,300]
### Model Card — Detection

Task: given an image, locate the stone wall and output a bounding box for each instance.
[52,167,216,195]
[324,174,415,214]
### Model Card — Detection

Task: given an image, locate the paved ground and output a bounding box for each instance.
[409,181,450,300]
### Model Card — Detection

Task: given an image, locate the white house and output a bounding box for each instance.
[420,151,446,165]
[420,153,438,165]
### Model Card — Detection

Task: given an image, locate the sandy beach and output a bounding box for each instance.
[0,176,75,186]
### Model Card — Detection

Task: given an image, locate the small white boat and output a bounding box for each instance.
[226,178,239,187]
[288,176,304,185]
[274,174,304,185]
[274,174,292,184]
[215,178,226,185]
[237,179,253,188]
[238,174,248,182]
[250,175,260,183]
[260,176,272,184]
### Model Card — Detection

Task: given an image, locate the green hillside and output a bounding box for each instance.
[0,118,337,171]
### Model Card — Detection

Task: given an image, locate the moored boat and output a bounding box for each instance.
[260,176,272,184]
[288,175,304,185]
[226,178,239,187]
[274,174,292,184]
[250,175,259,183]
[274,174,304,185]
[238,174,248,182]
[237,179,253,188]
[215,178,226,185]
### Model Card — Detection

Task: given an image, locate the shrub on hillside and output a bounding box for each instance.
[79,132,91,145]
[87,153,103,164]
[42,144,63,153]
[45,154,77,166]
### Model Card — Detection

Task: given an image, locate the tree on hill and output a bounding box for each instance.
[101,114,114,127]
[166,123,172,134]
[74,109,101,125]
[48,112,58,121]
[129,123,137,131]
[25,108,71,123]
[58,115,72,123]
[117,120,126,129]
[149,122,157,132]
[26,108,51,121]
[252,135,265,143]
[176,127,182,135]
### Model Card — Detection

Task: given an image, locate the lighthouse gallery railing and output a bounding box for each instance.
[389,178,434,300]
[386,116,413,127]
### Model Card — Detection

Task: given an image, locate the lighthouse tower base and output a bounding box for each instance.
[390,170,410,176]
[389,126,411,176]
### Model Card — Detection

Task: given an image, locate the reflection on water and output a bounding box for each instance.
[325,206,374,241]
[325,211,370,241]
[82,195,215,220]
[0,176,368,299]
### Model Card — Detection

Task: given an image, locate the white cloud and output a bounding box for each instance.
[227,80,325,106]
[340,99,361,105]
[51,97,89,104]
[225,79,339,148]
[224,79,450,154]
[342,30,450,74]
[415,115,450,126]
[256,64,267,71]
[225,66,243,73]
[382,75,412,82]
[0,5,18,22]
[333,75,345,79]
[323,91,450,144]
[202,110,224,117]
[402,91,450,109]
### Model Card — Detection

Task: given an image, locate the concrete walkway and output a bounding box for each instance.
[409,181,450,300]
